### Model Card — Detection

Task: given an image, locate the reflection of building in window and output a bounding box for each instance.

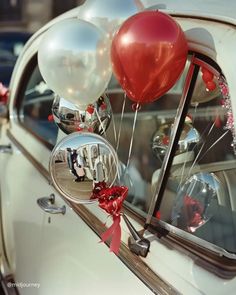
[77,145,109,182]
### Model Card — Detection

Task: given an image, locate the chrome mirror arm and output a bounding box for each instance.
[122,214,150,258]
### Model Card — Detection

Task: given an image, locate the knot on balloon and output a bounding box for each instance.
[132,103,141,112]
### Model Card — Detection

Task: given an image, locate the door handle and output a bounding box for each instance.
[37,194,66,215]
[0,144,12,154]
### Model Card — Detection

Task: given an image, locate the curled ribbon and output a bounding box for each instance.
[91,182,128,254]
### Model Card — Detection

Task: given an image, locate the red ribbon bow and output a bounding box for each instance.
[91,182,128,254]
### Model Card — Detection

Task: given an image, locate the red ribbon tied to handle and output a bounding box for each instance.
[91,182,128,254]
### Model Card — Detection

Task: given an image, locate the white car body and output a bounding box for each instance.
[1,1,236,294]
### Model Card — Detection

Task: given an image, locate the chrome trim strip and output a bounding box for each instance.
[6,129,178,295]
[153,218,236,260]
[192,56,221,77]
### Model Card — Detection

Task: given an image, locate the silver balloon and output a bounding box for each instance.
[171,172,221,232]
[52,95,111,135]
[151,119,200,159]
[49,132,118,203]
[77,0,144,36]
[38,18,112,108]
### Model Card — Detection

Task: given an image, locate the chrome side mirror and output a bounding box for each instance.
[49,132,118,203]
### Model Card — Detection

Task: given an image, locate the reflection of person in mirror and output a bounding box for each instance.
[71,149,77,163]
[71,149,80,181]
[93,158,105,182]
[74,163,85,182]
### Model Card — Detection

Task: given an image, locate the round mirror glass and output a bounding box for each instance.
[49,132,118,203]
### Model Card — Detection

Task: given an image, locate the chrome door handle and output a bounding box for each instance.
[0,144,12,154]
[37,194,66,215]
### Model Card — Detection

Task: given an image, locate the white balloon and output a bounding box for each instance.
[38,18,112,108]
[77,0,144,36]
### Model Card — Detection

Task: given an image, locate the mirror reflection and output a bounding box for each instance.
[171,172,221,232]
[50,132,118,203]
[52,95,112,135]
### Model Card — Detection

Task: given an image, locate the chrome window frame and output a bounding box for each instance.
[145,52,236,269]
[14,54,58,150]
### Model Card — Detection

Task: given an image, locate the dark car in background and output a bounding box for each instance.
[0,31,31,86]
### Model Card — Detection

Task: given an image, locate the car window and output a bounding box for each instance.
[0,32,31,85]
[158,61,236,253]
[19,64,58,148]
[106,60,189,215]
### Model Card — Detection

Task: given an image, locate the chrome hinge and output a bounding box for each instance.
[123,214,150,258]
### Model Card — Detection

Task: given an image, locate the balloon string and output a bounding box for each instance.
[186,121,216,179]
[105,91,117,143]
[95,108,107,138]
[116,93,126,152]
[111,111,117,143]
[126,103,139,168]
[197,130,229,163]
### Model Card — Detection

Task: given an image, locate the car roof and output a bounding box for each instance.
[45,0,236,26]
[145,0,236,24]
[26,0,236,49]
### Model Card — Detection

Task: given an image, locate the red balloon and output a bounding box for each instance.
[206,80,216,91]
[111,11,188,104]
[202,70,214,83]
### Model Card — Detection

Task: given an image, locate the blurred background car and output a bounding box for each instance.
[0,0,85,87]
[0,31,31,86]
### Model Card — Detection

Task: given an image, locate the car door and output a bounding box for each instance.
[0,29,155,295]
[0,51,59,292]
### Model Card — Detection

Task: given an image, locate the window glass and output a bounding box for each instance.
[0,32,31,86]
[106,60,189,215]
[159,64,236,253]
[19,64,58,147]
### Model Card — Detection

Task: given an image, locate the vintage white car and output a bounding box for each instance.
[1,0,236,294]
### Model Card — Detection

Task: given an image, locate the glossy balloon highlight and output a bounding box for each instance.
[111,11,188,104]
[38,18,112,108]
[77,0,144,36]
